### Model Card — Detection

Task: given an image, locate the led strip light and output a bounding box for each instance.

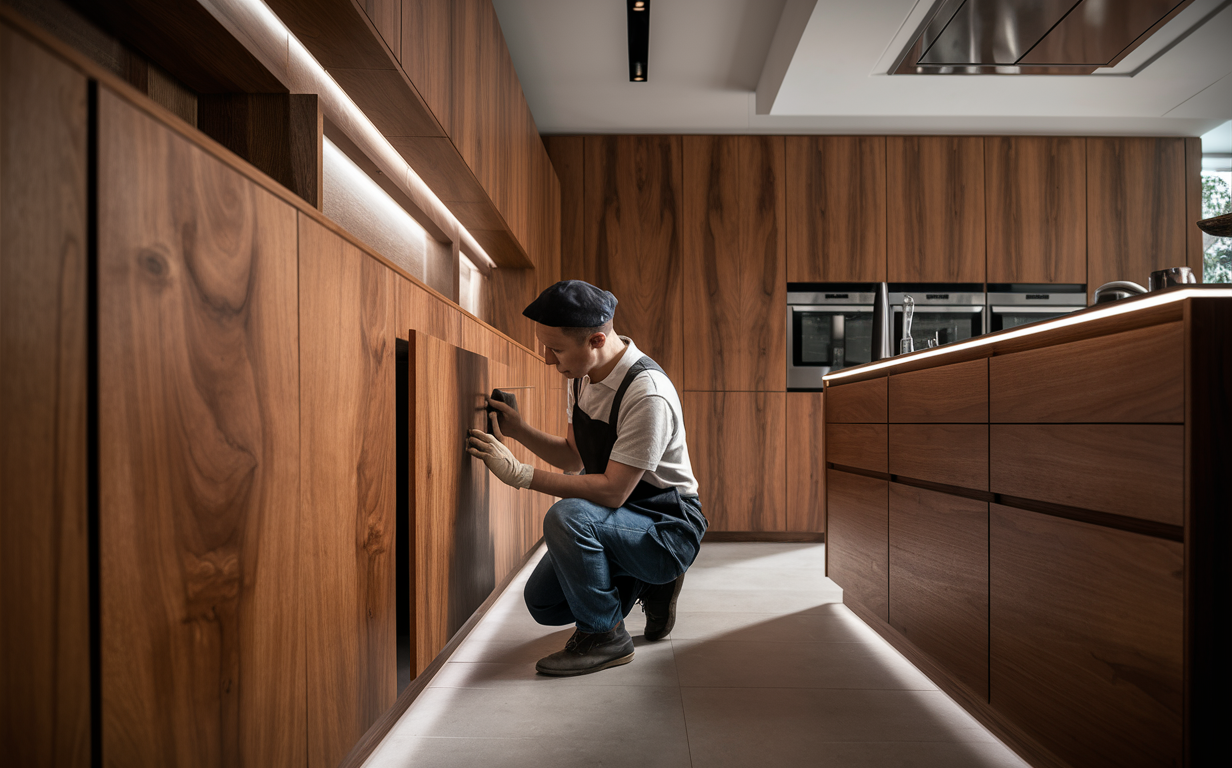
[823,287,1232,383]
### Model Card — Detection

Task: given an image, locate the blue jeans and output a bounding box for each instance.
[524,496,704,634]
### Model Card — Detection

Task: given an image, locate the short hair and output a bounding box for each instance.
[559,318,613,344]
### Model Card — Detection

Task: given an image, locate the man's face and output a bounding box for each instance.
[536,324,603,379]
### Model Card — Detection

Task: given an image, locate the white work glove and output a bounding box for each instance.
[467,418,533,489]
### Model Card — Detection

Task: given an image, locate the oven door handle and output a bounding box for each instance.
[891,306,984,313]
[789,305,875,313]
[990,305,1077,313]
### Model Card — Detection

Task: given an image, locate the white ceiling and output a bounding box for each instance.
[492,0,1232,137]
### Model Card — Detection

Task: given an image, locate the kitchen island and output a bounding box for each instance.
[821,286,1231,768]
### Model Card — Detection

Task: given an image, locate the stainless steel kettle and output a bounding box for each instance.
[1093,281,1147,305]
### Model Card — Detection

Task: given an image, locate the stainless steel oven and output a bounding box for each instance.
[986,284,1086,331]
[787,284,877,390]
[890,284,985,351]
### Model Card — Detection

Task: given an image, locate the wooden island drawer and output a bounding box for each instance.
[826,376,886,423]
[990,425,1183,526]
[889,358,987,423]
[827,469,888,620]
[890,424,988,491]
[989,321,1183,423]
[826,423,887,473]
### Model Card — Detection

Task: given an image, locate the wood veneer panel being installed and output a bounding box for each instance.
[985,137,1086,284]
[583,135,685,388]
[786,136,887,283]
[889,483,988,700]
[682,135,786,392]
[97,87,304,767]
[684,392,786,531]
[990,505,1183,768]
[0,25,90,766]
[827,469,888,621]
[299,216,397,768]
[411,331,494,674]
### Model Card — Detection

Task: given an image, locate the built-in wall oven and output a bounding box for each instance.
[890,284,985,352]
[787,284,877,390]
[986,284,1087,331]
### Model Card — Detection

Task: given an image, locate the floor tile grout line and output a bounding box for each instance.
[668,637,697,768]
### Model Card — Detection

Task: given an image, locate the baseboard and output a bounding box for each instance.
[704,531,825,543]
[340,538,546,768]
[843,597,1073,768]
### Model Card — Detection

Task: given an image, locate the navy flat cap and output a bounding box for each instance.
[522,280,618,327]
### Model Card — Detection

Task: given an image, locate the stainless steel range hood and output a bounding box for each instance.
[892,0,1195,75]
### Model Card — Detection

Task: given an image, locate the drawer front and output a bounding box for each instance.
[990,425,1183,526]
[990,322,1183,423]
[990,505,1182,768]
[826,376,887,423]
[889,358,987,423]
[826,424,888,473]
[827,469,888,620]
[889,483,988,699]
[890,424,989,491]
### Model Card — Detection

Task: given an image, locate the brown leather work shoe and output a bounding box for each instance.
[535,621,635,676]
[639,572,685,641]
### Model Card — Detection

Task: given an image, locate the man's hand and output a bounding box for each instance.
[466,414,533,489]
[487,396,525,441]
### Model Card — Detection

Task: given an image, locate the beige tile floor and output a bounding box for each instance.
[364,542,1031,768]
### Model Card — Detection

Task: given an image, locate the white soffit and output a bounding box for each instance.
[493,0,1231,136]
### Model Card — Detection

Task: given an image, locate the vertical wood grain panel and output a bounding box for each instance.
[97,87,304,768]
[682,135,785,391]
[786,136,887,282]
[299,216,397,768]
[362,0,400,59]
[889,484,988,699]
[985,137,1086,284]
[785,392,825,532]
[584,135,684,388]
[887,137,985,283]
[1087,138,1187,298]
[412,332,493,674]
[826,469,888,620]
[401,0,452,133]
[0,25,90,766]
[684,392,785,531]
[1184,136,1203,281]
[545,135,585,284]
[990,505,1183,768]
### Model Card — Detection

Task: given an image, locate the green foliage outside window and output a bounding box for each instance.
[1202,171,1231,283]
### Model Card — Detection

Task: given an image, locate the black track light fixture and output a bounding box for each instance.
[627,0,649,82]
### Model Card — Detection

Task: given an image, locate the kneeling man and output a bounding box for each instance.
[467,280,707,676]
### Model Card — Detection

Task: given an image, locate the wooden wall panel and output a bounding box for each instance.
[826,470,888,620]
[786,392,825,532]
[97,87,305,767]
[684,392,786,531]
[299,216,397,768]
[887,137,985,283]
[1087,138,1187,299]
[411,332,493,674]
[889,484,988,699]
[1184,137,1204,280]
[401,0,452,134]
[683,135,786,391]
[545,135,584,284]
[985,137,1086,284]
[786,136,887,283]
[990,505,1183,768]
[583,135,684,388]
[0,24,90,766]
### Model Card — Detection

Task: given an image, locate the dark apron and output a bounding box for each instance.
[572,354,707,573]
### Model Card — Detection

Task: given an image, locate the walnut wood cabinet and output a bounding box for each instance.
[785,392,825,533]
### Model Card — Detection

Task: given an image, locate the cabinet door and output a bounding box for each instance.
[299,216,398,768]
[985,137,1086,284]
[889,484,988,699]
[785,392,824,532]
[887,137,985,283]
[97,88,305,767]
[826,470,887,620]
[1087,138,1188,299]
[990,505,1182,768]
[582,136,684,389]
[786,136,887,282]
[1,25,90,766]
[685,392,786,531]
[683,135,786,391]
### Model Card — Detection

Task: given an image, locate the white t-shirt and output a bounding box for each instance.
[566,337,699,498]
